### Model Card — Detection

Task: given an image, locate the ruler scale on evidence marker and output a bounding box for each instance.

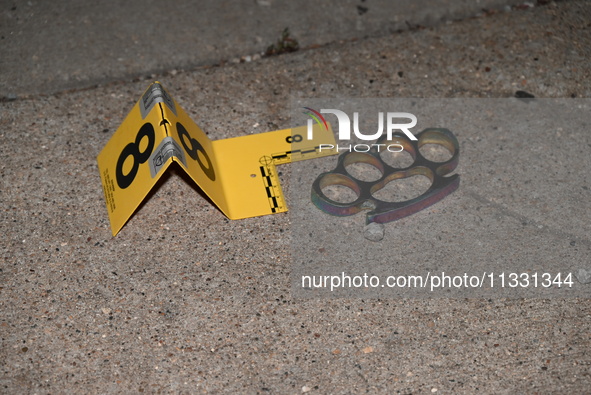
[259,157,284,214]
[208,123,336,219]
[97,82,337,235]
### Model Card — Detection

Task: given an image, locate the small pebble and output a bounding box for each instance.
[301,385,311,393]
[576,268,591,284]
[364,222,384,242]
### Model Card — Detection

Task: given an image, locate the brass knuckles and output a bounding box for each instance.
[311,128,460,224]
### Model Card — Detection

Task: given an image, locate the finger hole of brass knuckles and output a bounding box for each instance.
[311,128,461,223]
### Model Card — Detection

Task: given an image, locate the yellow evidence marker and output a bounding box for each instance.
[97,82,337,236]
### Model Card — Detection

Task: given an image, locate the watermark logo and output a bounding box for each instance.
[303,107,329,140]
[304,107,418,152]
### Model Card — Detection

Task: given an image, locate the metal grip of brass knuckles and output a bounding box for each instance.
[311,128,460,224]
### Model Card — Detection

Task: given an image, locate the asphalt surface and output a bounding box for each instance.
[1,0,590,393]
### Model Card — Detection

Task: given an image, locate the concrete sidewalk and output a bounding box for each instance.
[1,0,590,393]
[1,0,524,98]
